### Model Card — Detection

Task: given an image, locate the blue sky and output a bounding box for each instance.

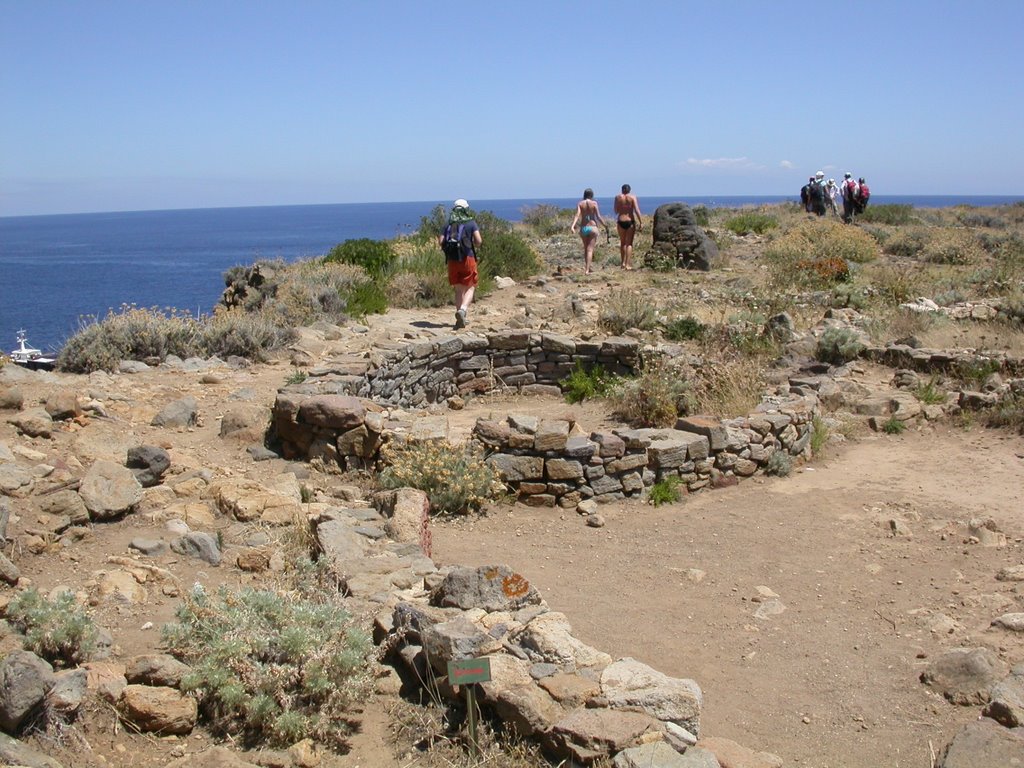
[1,1,1021,216]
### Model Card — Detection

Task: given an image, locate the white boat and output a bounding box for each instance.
[9,330,56,371]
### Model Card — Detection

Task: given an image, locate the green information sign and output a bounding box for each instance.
[447,657,492,686]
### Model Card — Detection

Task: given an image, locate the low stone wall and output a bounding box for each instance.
[474,394,818,508]
[272,331,643,463]
[865,342,1024,377]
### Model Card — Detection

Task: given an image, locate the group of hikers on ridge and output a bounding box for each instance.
[801,170,870,223]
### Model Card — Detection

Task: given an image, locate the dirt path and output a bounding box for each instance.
[431,426,1024,768]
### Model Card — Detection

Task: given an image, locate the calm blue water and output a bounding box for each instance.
[2,195,1021,354]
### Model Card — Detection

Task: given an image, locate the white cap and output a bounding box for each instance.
[815,170,824,178]
[453,199,469,209]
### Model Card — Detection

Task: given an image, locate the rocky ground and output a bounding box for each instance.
[2,224,1024,768]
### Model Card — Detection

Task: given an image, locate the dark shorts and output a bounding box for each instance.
[447,256,478,287]
[617,218,633,229]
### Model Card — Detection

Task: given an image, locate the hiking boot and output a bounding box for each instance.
[454,309,467,329]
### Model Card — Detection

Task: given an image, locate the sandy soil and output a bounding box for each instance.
[431,423,1024,768]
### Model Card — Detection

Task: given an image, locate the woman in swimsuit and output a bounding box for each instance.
[613,183,642,270]
[570,188,605,275]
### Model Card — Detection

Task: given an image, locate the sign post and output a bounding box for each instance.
[447,657,492,756]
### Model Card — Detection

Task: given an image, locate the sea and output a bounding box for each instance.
[2,194,1021,355]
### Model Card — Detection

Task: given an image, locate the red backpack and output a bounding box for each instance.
[858,183,870,202]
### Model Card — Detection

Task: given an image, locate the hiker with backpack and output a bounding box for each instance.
[808,171,827,216]
[855,178,871,214]
[800,177,814,212]
[438,199,482,329]
[841,172,860,223]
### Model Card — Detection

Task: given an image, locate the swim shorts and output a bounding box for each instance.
[447,256,478,287]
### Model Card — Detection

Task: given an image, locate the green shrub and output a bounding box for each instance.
[725,212,778,236]
[985,392,1024,434]
[611,357,691,428]
[599,289,658,335]
[6,589,98,667]
[921,229,986,265]
[386,245,452,308]
[663,316,706,341]
[912,377,947,405]
[954,358,1001,389]
[809,415,830,456]
[881,416,906,434]
[815,327,866,365]
[478,229,542,281]
[324,238,396,280]
[765,451,792,477]
[379,440,504,515]
[882,227,928,258]
[691,205,710,227]
[649,476,682,506]
[859,204,915,225]
[560,362,617,404]
[343,280,388,319]
[162,585,371,749]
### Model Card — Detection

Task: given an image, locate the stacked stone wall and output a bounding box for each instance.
[475,394,818,507]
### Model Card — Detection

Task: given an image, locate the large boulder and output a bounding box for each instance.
[935,718,1024,768]
[920,647,1008,705]
[601,657,703,736]
[79,460,143,520]
[117,684,197,734]
[648,203,718,271]
[126,445,170,488]
[150,396,198,428]
[0,650,56,732]
[430,565,544,612]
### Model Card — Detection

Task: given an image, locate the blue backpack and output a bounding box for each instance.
[442,223,465,261]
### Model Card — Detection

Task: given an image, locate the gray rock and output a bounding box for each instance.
[129,538,168,556]
[79,460,143,520]
[124,654,191,688]
[151,396,199,428]
[487,454,544,482]
[0,464,33,495]
[0,551,20,585]
[45,667,88,719]
[993,613,1024,632]
[649,203,717,271]
[297,395,366,429]
[615,742,704,768]
[6,407,53,438]
[935,718,1024,768]
[118,360,150,374]
[38,490,89,525]
[544,707,662,764]
[126,445,170,487]
[601,657,702,735]
[920,647,1008,705]
[246,445,279,461]
[0,732,64,768]
[0,650,56,732]
[983,668,1024,727]
[421,616,502,674]
[170,532,221,565]
[0,386,25,410]
[44,391,81,421]
[430,565,543,612]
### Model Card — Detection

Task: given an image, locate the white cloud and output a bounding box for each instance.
[779,160,794,169]
[685,157,754,169]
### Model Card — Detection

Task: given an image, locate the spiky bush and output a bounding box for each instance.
[162,585,371,750]
[379,440,504,515]
[921,229,987,265]
[611,357,691,428]
[767,219,878,266]
[859,204,916,226]
[201,309,297,361]
[6,589,98,667]
[387,245,453,308]
[815,327,866,365]
[599,289,658,335]
[521,204,571,236]
[663,315,706,341]
[57,305,203,373]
